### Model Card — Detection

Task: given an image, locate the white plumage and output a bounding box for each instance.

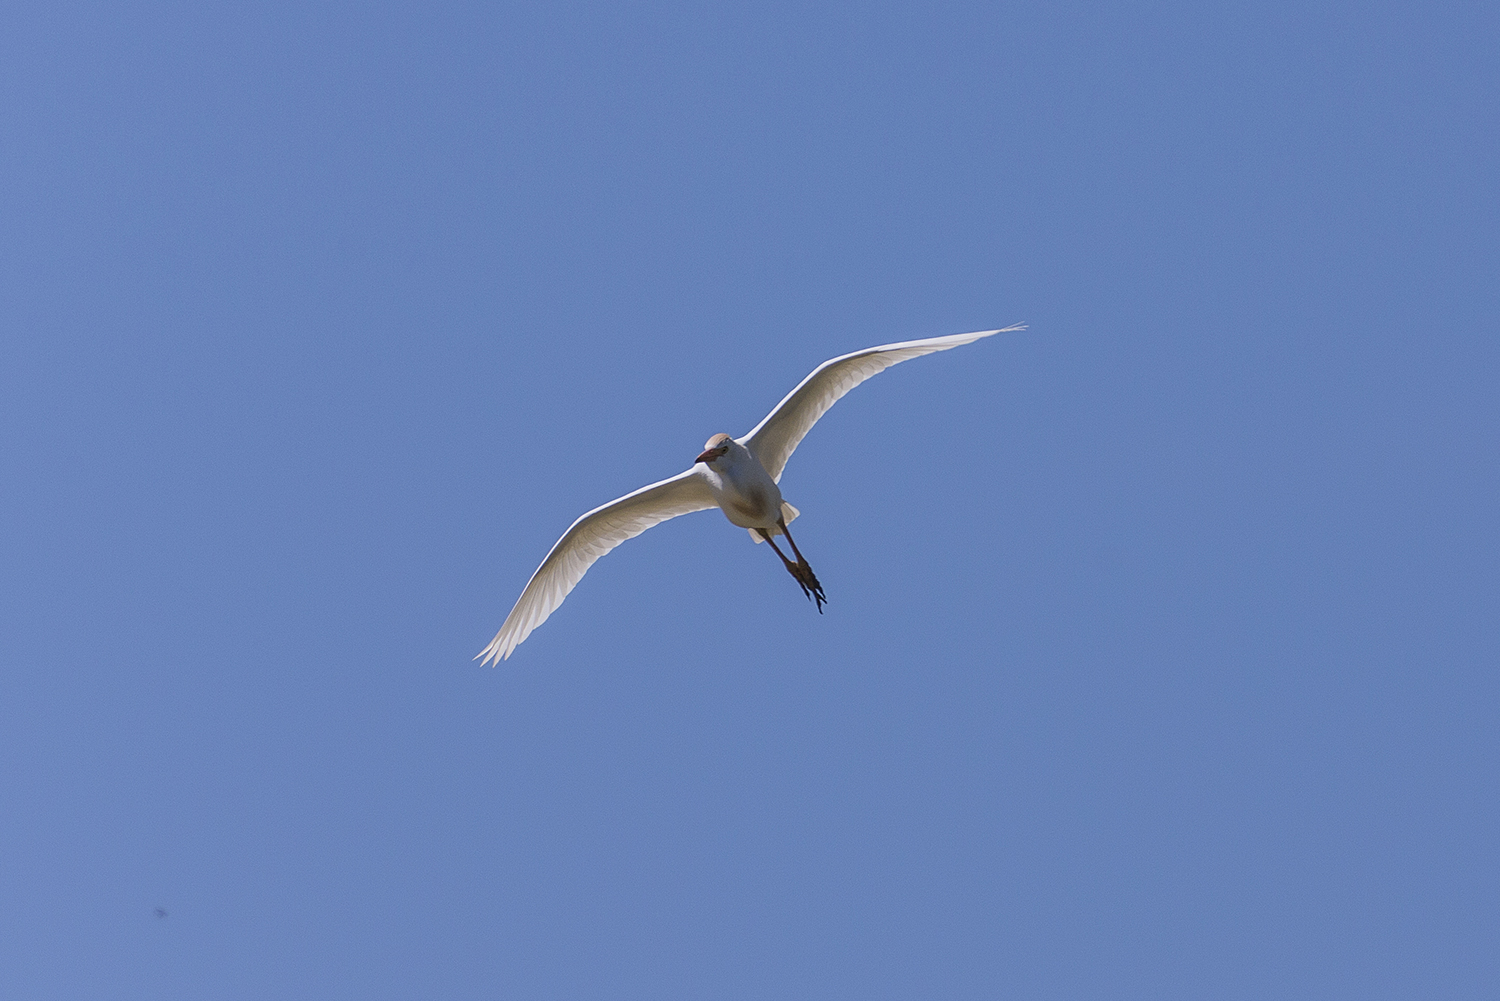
[477,325,1024,664]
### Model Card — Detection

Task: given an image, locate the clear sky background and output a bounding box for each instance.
[2,2,1496,998]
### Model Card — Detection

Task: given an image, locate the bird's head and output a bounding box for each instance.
[695,433,733,466]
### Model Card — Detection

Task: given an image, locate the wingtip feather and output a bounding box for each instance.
[962,323,1026,339]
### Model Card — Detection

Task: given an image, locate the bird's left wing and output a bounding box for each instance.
[740,325,1025,482]
[477,467,716,664]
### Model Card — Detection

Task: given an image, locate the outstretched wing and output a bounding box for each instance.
[477,467,716,664]
[740,325,1024,482]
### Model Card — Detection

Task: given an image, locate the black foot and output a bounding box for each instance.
[787,561,827,613]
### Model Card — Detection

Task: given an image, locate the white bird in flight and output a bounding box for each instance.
[478,325,1026,664]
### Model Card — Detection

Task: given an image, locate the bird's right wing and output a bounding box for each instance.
[477,467,716,664]
[740,325,1025,481]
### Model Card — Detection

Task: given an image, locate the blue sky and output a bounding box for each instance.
[2,2,1496,997]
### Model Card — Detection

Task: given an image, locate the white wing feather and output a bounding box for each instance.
[740,325,1025,482]
[477,467,715,664]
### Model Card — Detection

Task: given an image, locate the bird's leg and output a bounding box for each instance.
[758,529,824,612]
[777,517,810,565]
[758,531,806,594]
[775,517,827,613]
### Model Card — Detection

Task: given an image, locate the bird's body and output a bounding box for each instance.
[478,325,1025,664]
[698,435,792,534]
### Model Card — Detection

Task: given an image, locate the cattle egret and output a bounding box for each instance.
[478,325,1025,664]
